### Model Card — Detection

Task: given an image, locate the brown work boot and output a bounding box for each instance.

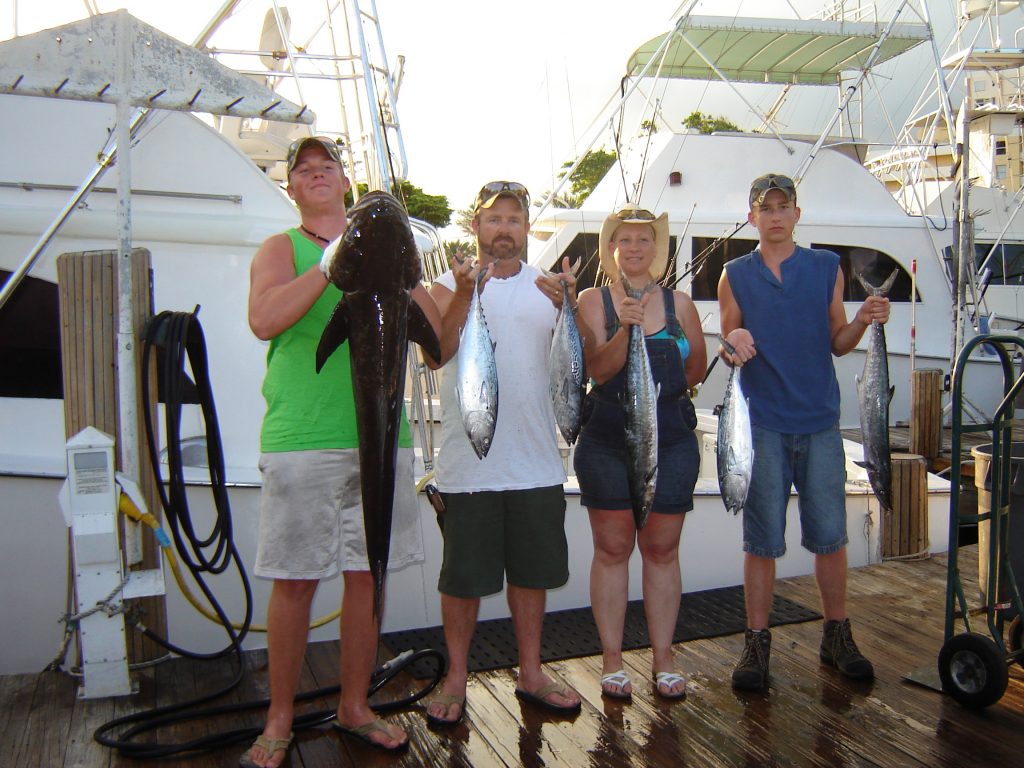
[732,628,771,691]
[820,619,874,680]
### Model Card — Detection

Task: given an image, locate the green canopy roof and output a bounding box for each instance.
[627,15,930,86]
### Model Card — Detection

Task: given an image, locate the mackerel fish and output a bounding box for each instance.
[854,269,897,514]
[549,279,587,445]
[455,268,499,459]
[716,337,753,515]
[622,275,659,529]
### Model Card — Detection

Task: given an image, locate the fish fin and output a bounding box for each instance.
[879,268,899,297]
[407,300,441,363]
[854,268,899,297]
[887,385,895,404]
[315,299,351,373]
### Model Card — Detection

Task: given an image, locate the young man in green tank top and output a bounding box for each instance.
[241,137,440,766]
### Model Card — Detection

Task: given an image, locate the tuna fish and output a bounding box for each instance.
[716,336,753,516]
[549,278,587,445]
[455,268,499,459]
[622,275,659,529]
[315,191,441,619]
[854,269,898,514]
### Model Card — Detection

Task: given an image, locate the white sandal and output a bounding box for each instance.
[600,670,633,699]
[654,670,687,700]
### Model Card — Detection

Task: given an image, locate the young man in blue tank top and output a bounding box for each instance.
[717,173,891,692]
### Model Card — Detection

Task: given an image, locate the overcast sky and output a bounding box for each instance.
[2,0,995,233]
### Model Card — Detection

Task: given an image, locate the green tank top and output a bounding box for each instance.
[259,229,413,451]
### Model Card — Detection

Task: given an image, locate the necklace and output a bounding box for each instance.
[490,260,523,280]
[299,224,332,245]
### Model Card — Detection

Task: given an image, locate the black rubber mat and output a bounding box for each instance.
[381,585,821,678]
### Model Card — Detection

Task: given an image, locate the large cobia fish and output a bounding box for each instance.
[456,268,499,459]
[621,275,659,529]
[315,191,441,619]
[854,269,897,514]
[716,337,753,515]
[549,278,587,445]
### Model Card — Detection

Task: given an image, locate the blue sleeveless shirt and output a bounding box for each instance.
[724,246,840,434]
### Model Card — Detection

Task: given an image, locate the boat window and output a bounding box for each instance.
[810,243,918,302]
[688,237,759,300]
[0,269,199,403]
[686,240,917,301]
[974,242,1024,285]
[0,270,63,398]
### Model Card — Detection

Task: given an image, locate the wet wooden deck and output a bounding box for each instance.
[3,546,1023,767]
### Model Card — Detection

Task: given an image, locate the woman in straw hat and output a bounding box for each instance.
[573,204,706,701]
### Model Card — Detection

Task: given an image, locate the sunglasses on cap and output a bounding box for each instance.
[749,174,796,205]
[286,136,344,173]
[612,207,657,222]
[474,180,531,212]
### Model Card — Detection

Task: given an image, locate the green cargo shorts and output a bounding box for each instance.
[437,485,568,598]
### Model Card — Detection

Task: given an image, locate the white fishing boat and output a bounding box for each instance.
[0,0,954,680]
[530,1,1022,429]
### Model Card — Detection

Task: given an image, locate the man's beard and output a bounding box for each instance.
[480,234,522,261]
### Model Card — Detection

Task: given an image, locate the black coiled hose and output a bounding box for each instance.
[93,308,444,758]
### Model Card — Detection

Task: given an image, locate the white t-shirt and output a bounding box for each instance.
[434,262,566,492]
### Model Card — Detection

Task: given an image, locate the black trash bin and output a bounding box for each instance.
[971,442,1024,620]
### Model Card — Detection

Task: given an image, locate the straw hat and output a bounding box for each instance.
[598,204,670,280]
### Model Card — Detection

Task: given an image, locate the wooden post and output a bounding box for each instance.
[883,453,929,560]
[57,248,166,664]
[910,368,943,461]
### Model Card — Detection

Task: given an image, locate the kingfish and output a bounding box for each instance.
[549,278,587,445]
[622,275,659,529]
[456,268,499,459]
[854,269,897,514]
[716,336,753,516]
[315,191,441,619]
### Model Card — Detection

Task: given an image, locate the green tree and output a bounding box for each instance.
[443,239,476,261]
[541,148,618,208]
[397,180,452,228]
[345,181,453,229]
[564,148,617,198]
[683,111,740,134]
[454,207,476,239]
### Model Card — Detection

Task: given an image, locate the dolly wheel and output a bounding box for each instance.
[1009,617,1023,669]
[938,633,1009,709]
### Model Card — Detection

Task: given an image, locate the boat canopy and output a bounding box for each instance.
[627,15,931,86]
[0,10,311,123]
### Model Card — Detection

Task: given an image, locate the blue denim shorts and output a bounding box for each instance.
[743,424,848,558]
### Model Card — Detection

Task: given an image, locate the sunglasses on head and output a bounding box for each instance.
[751,174,795,193]
[476,180,531,208]
[613,207,657,222]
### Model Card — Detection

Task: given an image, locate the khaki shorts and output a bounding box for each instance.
[254,448,424,579]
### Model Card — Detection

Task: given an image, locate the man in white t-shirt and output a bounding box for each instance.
[423,181,591,725]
